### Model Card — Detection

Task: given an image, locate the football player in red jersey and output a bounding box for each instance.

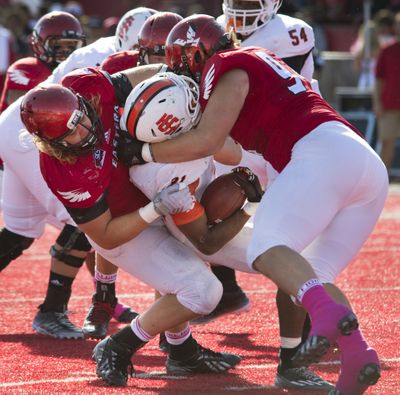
[0,11,91,340]
[102,10,185,354]
[20,65,242,387]
[0,10,140,338]
[118,15,388,394]
[0,11,85,202]
[0,11,86,112]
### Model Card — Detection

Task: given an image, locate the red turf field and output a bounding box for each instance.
[0,185,399,394]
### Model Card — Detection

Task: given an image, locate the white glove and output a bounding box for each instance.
[153,182,194,216]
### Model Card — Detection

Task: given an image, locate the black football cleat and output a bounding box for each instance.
[32,309,84,339]
[92,337,134,387]
[159,332,170,353]
[275,366,335,390]
[83,297,115,339]
[166,344,241,374]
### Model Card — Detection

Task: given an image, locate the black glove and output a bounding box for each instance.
[116,133,146,166]
[231,166,263,202]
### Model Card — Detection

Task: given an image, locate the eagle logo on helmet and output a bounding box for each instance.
[174,25,200,47]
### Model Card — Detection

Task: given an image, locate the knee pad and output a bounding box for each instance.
[0,228,34,271]
[50,224,92,268]
[178,274,223,316]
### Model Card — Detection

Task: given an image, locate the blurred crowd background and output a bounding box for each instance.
[1,0,400,59]
[1,0,399,174]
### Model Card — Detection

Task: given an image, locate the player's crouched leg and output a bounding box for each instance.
[163,275,241,375]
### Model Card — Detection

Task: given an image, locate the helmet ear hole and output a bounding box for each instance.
[194,50,202,64]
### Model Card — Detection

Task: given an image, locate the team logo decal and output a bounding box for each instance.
[174,25,200,46]
[58,189,91,203]
[94,148,106,168]
[118,15,134,41]
[104,129,111,144]
[203,64,215,100]
[9,69,30,86]
[156,113,181,135]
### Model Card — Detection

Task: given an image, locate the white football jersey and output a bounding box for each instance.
[129,157,214,202]
[218,13,315,81]
[47,36,116,84]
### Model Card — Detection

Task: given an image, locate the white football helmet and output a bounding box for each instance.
[121,72,200,142]
[223,0,282,36]
[115,7,157,51]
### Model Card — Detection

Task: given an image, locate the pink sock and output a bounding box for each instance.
[336,331,380,395]
[301,284,353,343]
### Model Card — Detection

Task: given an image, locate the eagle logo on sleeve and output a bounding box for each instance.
[58,189,91,203]
[9,69,30,86]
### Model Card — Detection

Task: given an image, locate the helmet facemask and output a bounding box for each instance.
[138,44,165,65]
[174,32,233,82]
[223,0,282,36]
[45,36,86,64]
[49,95,104,156]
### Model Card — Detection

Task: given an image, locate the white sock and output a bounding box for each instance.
[130,316,154,342]
[94,269,117,284]
[280,336,302,349]
[165,325,191,345]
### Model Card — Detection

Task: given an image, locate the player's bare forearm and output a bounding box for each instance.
[122,64,164,88]
[179,209,249,255]
[78,209,149,250]
[151,69,249,163]
[214,137,242,165]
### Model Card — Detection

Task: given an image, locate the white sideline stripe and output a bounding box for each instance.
[25,239,400,260]
[1,357,399,389]
[1,285,400,304]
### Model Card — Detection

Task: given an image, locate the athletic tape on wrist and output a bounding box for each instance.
[243,201,258,217]
[138,202,160,223]
[142,143,155,163]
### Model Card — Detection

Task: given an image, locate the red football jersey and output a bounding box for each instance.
[100,50,139,74]
[199,47,361,172]
[40,68,149,221]
[0,57,51,111]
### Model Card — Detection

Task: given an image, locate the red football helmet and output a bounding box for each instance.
[165,14,233,82]
[30,11,86,65]
[137,12,183,65]
[20,84,102,155]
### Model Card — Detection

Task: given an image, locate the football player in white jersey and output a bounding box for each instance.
[218,0,315,81]
[121,72,336,391]
[0,7,156,339]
